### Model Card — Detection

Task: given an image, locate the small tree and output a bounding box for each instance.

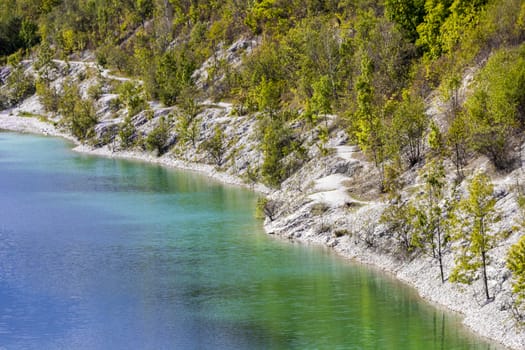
[391,91,428,167]
[507,235,525,323]
[412,160,452,283]
[35,79,59,113]
[446,111,469,180]
[450,172,501,301]
[202,126,226,166]
[71,99,97,141]
[380,198,419,259]
[145,117,170,156]
[117,81,147,118]
[119,116,136,149]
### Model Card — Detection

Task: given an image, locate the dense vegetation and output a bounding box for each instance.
[2,0,525,325]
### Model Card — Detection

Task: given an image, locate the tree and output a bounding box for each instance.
[450,172,501,301]
[352,54,385,170]
[4,64,35,106]
[412,160,450,282]
[380,198,419,259]
[202,126,226,166]
[117,81,147,118]
[35,79,59,112]
[464,45,525,170]
[507,235,525,322]
[73,99,98,141]
[119,116,137,149]
[391,91,428,167]
[427,120,445,157]
[384,0,426,42]
[145,116,170,155]
[416,0,452,59]
[446,111,469,180]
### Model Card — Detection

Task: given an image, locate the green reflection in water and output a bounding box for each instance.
[0,131,502,349]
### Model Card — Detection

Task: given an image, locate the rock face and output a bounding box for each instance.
[1,56,524,349]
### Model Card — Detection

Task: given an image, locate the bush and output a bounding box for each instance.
[4,65,35,106]
[202,126,226,166]
[119,116,136,149]
[145,117,170,156]
[255,197,279,221]
[117,81,147,117]
[464,44,525,170]
[36,79,59,112]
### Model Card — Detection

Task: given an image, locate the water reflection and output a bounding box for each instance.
[0,132,502,349]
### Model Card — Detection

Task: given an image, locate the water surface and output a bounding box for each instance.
[0,132,500,349]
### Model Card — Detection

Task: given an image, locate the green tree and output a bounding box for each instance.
[352,54,384,168]
[507,235,525,322]
[384,0,426,42]
[450,172,501,301]
[464,45,525,170]
[145,116,170,156]
[71,99,98,141]
[416,0,452,59]
[202,126,226,166]
[4,64,35,106]
[446,111,469,180]
[117,81,147,117]
[380,198,419,259]
[391,91,428,167]
[35,79,59,112]
[412,160,450,282]
[58,79,97,141]
[119,116,137,149]
[428,120,445,157]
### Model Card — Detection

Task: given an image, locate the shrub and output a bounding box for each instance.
[202,126,226,166]
[145,117,170,156]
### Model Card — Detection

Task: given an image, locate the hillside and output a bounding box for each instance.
[1,0,525,348]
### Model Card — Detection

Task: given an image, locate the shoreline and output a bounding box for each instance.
[0,112,270,195]
[1,112,522,349]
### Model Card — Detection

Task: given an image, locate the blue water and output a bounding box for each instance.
[0,132,500,349]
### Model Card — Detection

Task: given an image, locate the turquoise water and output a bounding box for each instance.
[0,132,500,349]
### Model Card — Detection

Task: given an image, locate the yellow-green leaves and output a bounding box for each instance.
[450,172,499,300]
[464,44,525,169]
[507,235,525,307]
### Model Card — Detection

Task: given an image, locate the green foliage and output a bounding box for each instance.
[174,88,202,147]
[117,81,147,118]
[384,0,426,42]
[428,120,445,157]
[391,91,428,166]
[450,172,500,301]
[464,44,525,170]
[35,79,59,113]
[145,116,170,156]
[380,198,419,259]
[57,79,98,141]
[446,111,469,179]
[72,99,98,141]
[259,115,304,187]
[411,159,453,282]
[154,50,196,106]
[119,116,137,150]
[507,235,525,321]
[202,126,226,166]
[2,64,35,107]
[352,54,383,166]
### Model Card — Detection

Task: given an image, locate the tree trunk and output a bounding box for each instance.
[481,249,490,301]
[437,226,445,283]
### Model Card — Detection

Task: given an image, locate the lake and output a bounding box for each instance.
[0,132,500,349]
